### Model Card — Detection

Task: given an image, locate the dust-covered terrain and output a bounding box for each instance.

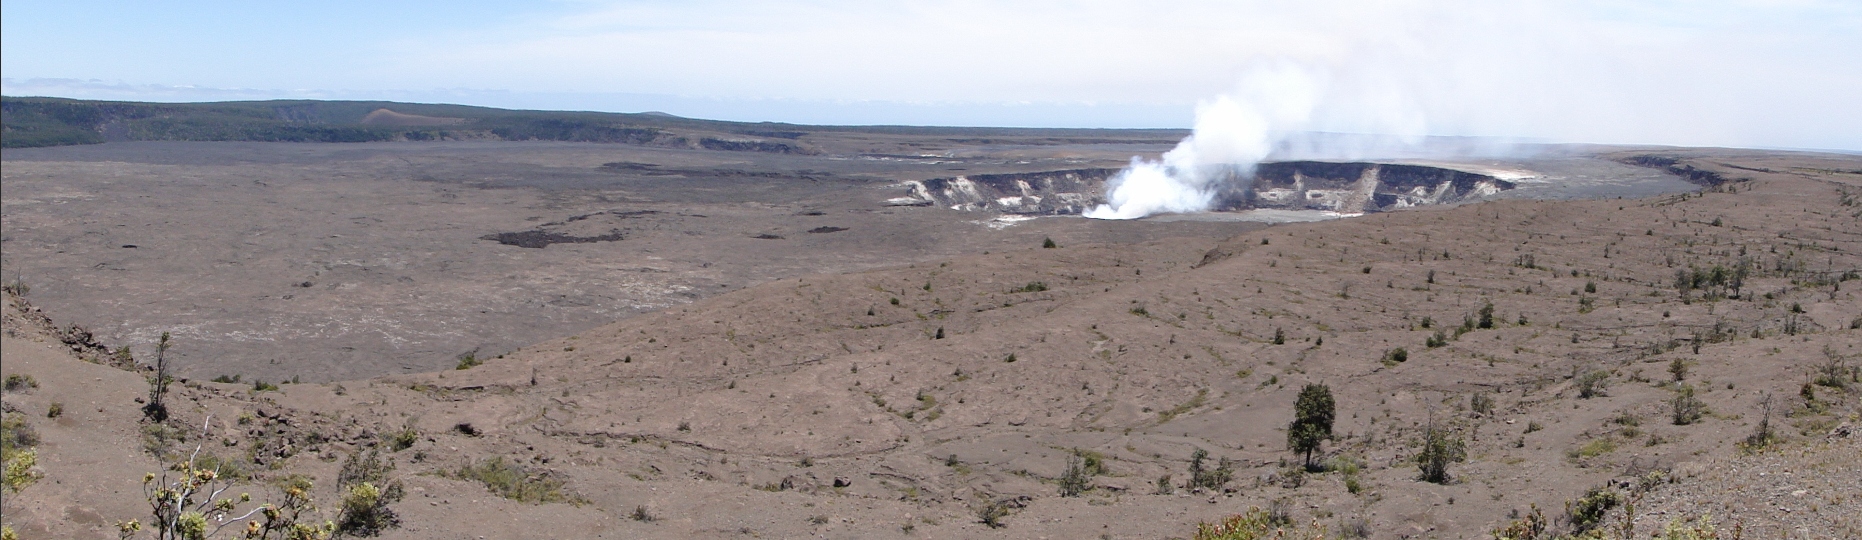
[4,121,1861,540]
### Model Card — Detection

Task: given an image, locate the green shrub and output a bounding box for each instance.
[976,499,1014,528]
[387,425,419,452]
[1470,393,1494,417]
[1577,370,1611,399]
[1058,451,1090,497]
[2,374,36,392]
[1416,421,1465,484]
[1188,448,1234,490]
[1192,507,1328,540]
[335,449,403,536]
[1565,487,1620,533]
[1671,384,1706,425]
[449,456,584,505]
[1567,437,1617,460]
[455,351,484,370]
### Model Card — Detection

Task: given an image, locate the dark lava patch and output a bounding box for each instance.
[482,230,626,249]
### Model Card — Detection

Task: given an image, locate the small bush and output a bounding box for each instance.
[2,374,37,392]
[631,505,656,522]
[1010,282,1048,293]
[449,456,584,505]
[1426,331,1448,348]
[456,351,484,370]
[252,380,280,392]
[332,449,404,536]
[976,499,1015,528]
[1671,384,1706,425]
[1192,507,1327,540]
[1668,358,1689,382]
[387,425,419,452]
[1491,505,1549,540]
[45,402,62,419]
[1057,451,1090,497]
[1567,437,1617,460]
[1188,448,1235,490]
[211,374,242,384]
[1470,393,1494,417]
[1042,237,1058,249]
[1565,487,1621,533]
[1576,370,1610,399]
[1416,421,1465,484]
[1384,348,1408,365]
[3,413,43,495]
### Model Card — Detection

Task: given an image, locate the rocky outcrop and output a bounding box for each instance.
[1231,162,1514,214]
[889,169,1119,214]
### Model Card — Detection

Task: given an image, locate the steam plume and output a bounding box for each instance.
[1084,65,1324,220]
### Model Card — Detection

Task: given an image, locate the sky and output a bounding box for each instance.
[3,0,1859,150]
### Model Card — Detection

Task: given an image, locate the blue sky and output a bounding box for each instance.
[3,1,1858,150]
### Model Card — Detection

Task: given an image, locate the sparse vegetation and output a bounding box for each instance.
[1187,448,1235,491]
[3,413,42,497]
[448,456,585,505]
[387,425,418,452]
[1738,393,1778,453]
[1564,486,1621,534]
[1469,392,1494,417]
[455,350,483,370]
[336,467,403,536]
[976,499,1015,528]
[2,375,36,392]
[1416,418,1466,484]
[145,332,173,421]
[1671,384,1706,425]
[1057,450,1091,497]
[1577,370,1611,399]
[1192,506,1327,540]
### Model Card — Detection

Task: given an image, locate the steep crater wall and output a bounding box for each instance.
[1233,161,1514,213]
[893,161,1513,215]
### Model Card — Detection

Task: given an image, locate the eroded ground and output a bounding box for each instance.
[3,141,1859,539]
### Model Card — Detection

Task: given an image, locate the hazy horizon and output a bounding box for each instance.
[4,1,1859,150]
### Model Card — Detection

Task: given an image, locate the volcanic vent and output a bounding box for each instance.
[892,161,1514,215]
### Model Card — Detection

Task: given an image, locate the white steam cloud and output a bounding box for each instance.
[1079,63,1452,221]
[1084,65,1328,220]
